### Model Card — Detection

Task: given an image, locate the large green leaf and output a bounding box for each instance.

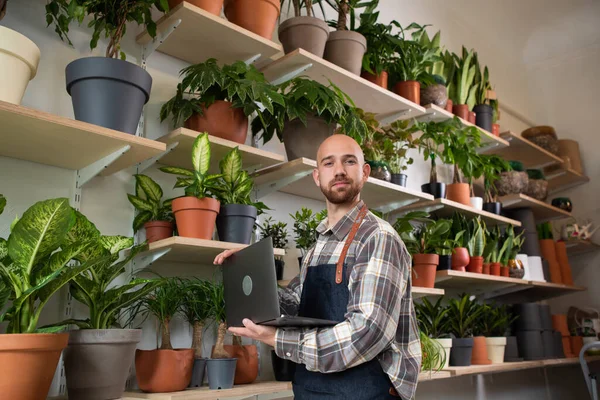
[0,194,5,215]
[65,210,101,248]
[0,238,7,261]
[8,198,75,275]
[127,194,154,213]
[133,211,152,232]
[33,241,93,284]
[134,175,163,203]
[191,133,211,176]
[159,166,194,177]
[219,147,242,184]
[100,236,133,255]
[70,276,95,308]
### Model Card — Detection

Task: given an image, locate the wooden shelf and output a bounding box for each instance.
[418,370,452,381]
[547,167,590,194]
[125,382,292,400]
[260,49,427,120]
[278,280,444,299]
[253,158,433,212]
[156,129,285,172]
[566,240,600,256]
[0,101,166,175]
[136,2,282,65]
[485,131,563,169]
[421,104,509,151]
[499,194,571,221]
[395,198,522,227]
[140,237,285,265]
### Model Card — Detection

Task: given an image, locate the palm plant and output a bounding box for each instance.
[180,278,212,359]
[480,303,518,337]
[206,280,229,359]
[415,297,449,339]
[445,293,483,338]
[142,278,183,350]
[127,174,174,232]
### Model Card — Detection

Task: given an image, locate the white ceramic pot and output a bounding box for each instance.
[485,337,507,364]
[517,254,530,280]
[434,338,453,369]
[528,256,545,282]
[470,197,483,210]
[0,26,40,105]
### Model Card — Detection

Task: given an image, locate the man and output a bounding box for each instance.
[214,135,421,399]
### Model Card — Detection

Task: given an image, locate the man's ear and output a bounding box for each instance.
[312,168,320,187]
[362,162,371,182]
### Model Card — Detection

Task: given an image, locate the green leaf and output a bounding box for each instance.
[127,194,154,213]
[191,133,211,176]
[65,210,101,248]
[100,236,133,255]
[34,241,93,284]
[0,238,7,261]
[134,175,163,203]
[133,211,152,232]
[0,194,5,215]
[219,147,242,185]
[159,166,194,177]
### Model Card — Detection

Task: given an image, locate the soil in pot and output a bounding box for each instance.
[272,350,297,381]
[207,358,238,390]
[555,241,574,285]
[66,57,152,134]
[446,183,471,206]
[500,266,509,277]
[223,345,258,384]
[451,247,470,272]
[466,256,483,274]
[539,239,562,284]
[282,115,336,160]
[474,104,493,132]
[184,101,249,144]
[452,104,469,120]
[136,348,195,393]
[64,329,141,400]
[504,336,523,362]
[450,337,474,367]
[278,16,329,57]
[168,0,224,15]
[0,26,41,105]
[516,331,545,361]
[393,81,420,105]
[189,358,207,387]
[434,338,453,369]
[412,254,439,288]
[361,70,388,89]
[552,314,569,336]
[420,83,447,108]
[216,204,257,244]
[490,262,501,276]
[275,258,285,280]
[513,303,542,331]
[172,196,220,239]
[0,333,69,400]
[471,336,492,365]
[390,173,407,187]
[437,254,452,271]
[485,337,507,364]
[224,0,280,39]
[482,202,502,215]
[421,182,446,199]
[482,263,491,274]
[144,221,173,243]
[323,31,367,75]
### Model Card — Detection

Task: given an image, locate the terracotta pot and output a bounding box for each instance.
[452,104,469,120]
[490,262,501,276]
[451,247,470,271]
[466,256,484,274]
[393,80,420,104]
[469,111,476,124]
[172,196,220,239]
[554,241,574,285]
[323,31,366,75]
[135,349,195,393]
[492,123,500,136]
[500,266,509,277]
[471,336,492,365]
[446,183,471,206]
[539,239,563,284]
[184,101,249,144]
[0,333,69,400]
[482,263,491,275]
[412,254,439,288]
[144,221,174,243]
[278,16,330,57]
[562,336,575,358]
[168,0,224,15]
[570,336,584,357]
[361,70,388,89]
[224,0,280,39]
[552,314,570,336]
[223,345,258,384]
[445,99,453,113]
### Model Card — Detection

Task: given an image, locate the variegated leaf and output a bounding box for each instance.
[33,241,93,284]
[70,279,94,308]
[134,175,163,203]
[159,166,194,177]
[219,147,242,184]
[100,236,133,255]
[127,194,154,212]
[191,133,211,176]
[174,177,194,188]
[0,238,7,261]
[65,210,101,246]
[133,211,152,233]
[0,194,5,215]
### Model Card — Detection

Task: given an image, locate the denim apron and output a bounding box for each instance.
[293,205,401,399]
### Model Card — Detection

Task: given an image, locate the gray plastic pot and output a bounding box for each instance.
[216,204,257,244]
[189,358,207,388]
[323,30,366,75]
[66,57,152,134]
[504,208,537,234]
[513,303,543,331]
[553,331,565,358]
[207,358,237,390]
[282,115,336,160]
[541,330,554,359]
[391,173,407,187]
[516,330,545,360]
[278,16,330,57]
[504,336,523,362]
[450,337,474,366]
[63,329,141,400]
[474,104,493,133]
[539,305,553,331]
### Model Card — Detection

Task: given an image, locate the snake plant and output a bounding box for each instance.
[127,175,174,232]
[449,47,477,106]
[467,217,486,257]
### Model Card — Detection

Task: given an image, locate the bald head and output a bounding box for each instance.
[316,134,365,165]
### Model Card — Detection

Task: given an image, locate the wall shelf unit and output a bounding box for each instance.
[566,240,600,257]
[547,167,590,194]
[484,131,563,169]
[499,194,571,221]
[278,280,444,299]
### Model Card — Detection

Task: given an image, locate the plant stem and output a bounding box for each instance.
[106,3,128,58]
[430,157,437,183]
[160,318,173,350]
[232,335,243,346]
[212,322,230,359]
[337,0,349,30]
[293,0,300,17]
[453,164,461,184]
[192,321,204,358]
[306,0,312,16]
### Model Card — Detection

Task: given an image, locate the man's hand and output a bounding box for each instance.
[229,319,277,348]
[213,248,242,265]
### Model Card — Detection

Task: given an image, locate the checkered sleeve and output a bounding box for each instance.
[275,229,407,373]
[277,274,302,316]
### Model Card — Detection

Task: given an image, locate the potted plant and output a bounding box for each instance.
[224,0,281,39]
[0,2,40,104]
[448,47,477,121]
[435,220,463,271]
[420,330,446,373]
[450,212,470,272]
[473,65,494,132]
[446,293,483,367]
[415,297,451,369]
[466,217,486,274]
[489,226,511,276]
[136,278,194,393]
[251,77,367,160]
[417,31,450,108]
[0,198,102,400]
[160,133,221,239]
[127,174,174,243]
[481,304,517,364]
[525,169,548,201]
[358,110,392,181]
[481,155,511,215]
[470,303,492,365]
[206,280,238,390]
[278,0,329,57]
[46,0,167,134]
[491,98,500,136]
[382,119,418,187]
[290,207,327,266]
[496,160,529,197]
[160,59,283,144]
[260,216,289,280]
[213,147,269,244]
[168,0,223,15]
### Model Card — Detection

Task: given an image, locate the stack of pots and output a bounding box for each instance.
[539,305,564,358]
[504,335,523,362]
[512,303,546,360]
[504,208,545,282]
[555,241,574,285]
[552,314,575,358]
[539,238,563,284]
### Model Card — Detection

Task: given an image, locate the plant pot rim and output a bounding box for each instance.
[218,204,258,218]
[326,30,367,48]
[172,196,220,211]
[144,220,174,228]
[413,253,439,263]
[225,0,280,11]
[67,328,142,345]
[485,337,508,344]
[278,15,330,34]
[206,357,238,362]
[0,332,69,351]
[452,337,474,345]
[473,104,493,112]
[433,338,453,345]
[0,26,41,79]
[137,348,195,354]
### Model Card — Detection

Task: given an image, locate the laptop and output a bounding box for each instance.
[223,237,338,328]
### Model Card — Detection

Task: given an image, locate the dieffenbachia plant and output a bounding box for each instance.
[127,174,174,232]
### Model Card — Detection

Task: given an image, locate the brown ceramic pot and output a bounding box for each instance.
[562,336,575,358]
[184,101,248,144]
[466,256,484,274]
[539,239,563,284]
[570,336,584,357]
[361,70,388,89]
[453,104,469,120]
[552,314,570,336]
[393,81,420,104]
[500,266,509,277]
[492,123,500,136]
[482,263,491,275]
[323,31,366,75]
[223,345,258,384]
[412,254,439,288]
[144,221,174,243]
[224,0,280,39]
[278,16,330,57]
[168,0,224,15]
[446,183,471,206]
[490,262,501,276]
[445,99,453,113]
[172,196,220,239]
[451,247,470,272]
[135,349,195,393]
[555,241,574,285]
[0,333,69,400]
[469,111,476,124]
[471,336,492,365]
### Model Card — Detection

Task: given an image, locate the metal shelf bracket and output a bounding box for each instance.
[132,248,172,271]
[244,54,262,65]
[137,142,179,173]
[253,170,313,200]
[76,145,131,189]
[270,63,313,85]
[377,109,411,125]
[141,19,182,67]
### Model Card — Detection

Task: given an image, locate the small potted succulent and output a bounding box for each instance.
[290,207,327,266]
[160,59,283,144]
[481,155,511,215]
[466,217,486,274]
[446,293,483,367]
[481,303,518,364]
[260,216,289,280]
[472,64,495,133]
[127,174,174,243]
[278,0,329,57]
[415,297,452,369]
[224,0,281,39]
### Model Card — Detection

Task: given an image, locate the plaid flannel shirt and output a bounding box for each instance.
[276,201,422,400]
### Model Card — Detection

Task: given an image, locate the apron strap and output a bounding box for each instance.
[335,205,369,284]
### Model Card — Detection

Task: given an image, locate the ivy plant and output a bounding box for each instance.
[127,174,174,232]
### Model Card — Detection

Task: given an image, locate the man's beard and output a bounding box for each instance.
[320,176,362,204]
